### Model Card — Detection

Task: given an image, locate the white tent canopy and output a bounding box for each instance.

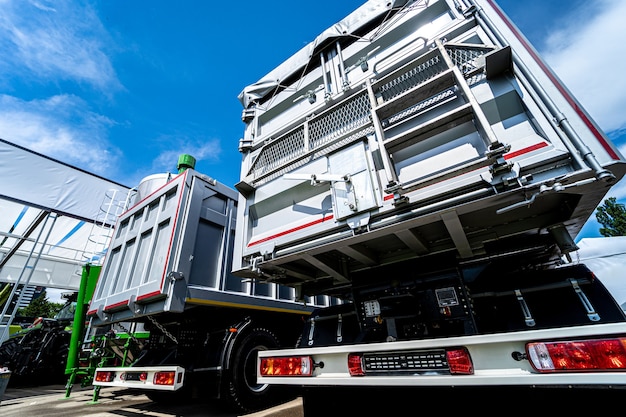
[571,236,626,309]
[0,138,133,292]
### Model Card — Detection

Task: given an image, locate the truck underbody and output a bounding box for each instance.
[94,305,306,411]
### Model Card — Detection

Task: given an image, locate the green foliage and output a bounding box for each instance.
[0,283,12,307]
[18,291,64,319]
[595,197,626,237]
[49,302,65,317]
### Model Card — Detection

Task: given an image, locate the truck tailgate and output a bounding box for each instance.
[88,170,215,322]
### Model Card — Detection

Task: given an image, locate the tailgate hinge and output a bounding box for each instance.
[336,314,343,343]
[307,316,316,346]
[515,289,535,327]
[570,279,601,321]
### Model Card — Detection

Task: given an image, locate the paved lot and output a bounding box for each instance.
[0,384,303,417]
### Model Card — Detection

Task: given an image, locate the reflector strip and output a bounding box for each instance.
[485,0,620,160]
[248,215,334,247]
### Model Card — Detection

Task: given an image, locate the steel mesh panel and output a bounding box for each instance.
[446,46,489,86]
[446,47,485,73]
[252,154,310,187]
[250,127,305,178]
[311,126,376,160]
[383,88,456,127]
[378,45,493,128]
[376,56,446,103]
[465,72,486,86]
[251,92,373,184]
[309,92,372,149]
[253,126,376,187]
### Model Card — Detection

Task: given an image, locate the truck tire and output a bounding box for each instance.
[226,327,295,412]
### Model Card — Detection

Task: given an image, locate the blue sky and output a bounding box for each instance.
[1,0,625,241]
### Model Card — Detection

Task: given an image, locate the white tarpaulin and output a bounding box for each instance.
[0,138,131,224]
[238,0,410,108]
[0,138,133,291]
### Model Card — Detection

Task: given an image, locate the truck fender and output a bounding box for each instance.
[219,316,253,372]
[221,323,288,412]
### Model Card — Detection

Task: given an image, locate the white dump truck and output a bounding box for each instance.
[86,155,339,413]
[231,0,626,414]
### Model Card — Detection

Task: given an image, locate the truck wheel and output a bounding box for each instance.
[226,328,295,412]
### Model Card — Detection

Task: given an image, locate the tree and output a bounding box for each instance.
[595,197,626,237]
[18,291,64,319]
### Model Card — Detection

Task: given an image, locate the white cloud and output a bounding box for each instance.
[45,287,70,305]
[541,0,626,133]
[151,137,223,173]
[536,0,626,239]
[0,94,122,176]
[108,136,225,189]
[0,0,121,92]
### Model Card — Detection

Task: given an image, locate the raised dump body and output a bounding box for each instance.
[88,168,330,323]
[232,0,626,297]
[87,166,337,412]
[231,0,626,415]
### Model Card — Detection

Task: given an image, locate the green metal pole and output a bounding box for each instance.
[64,263,101,398]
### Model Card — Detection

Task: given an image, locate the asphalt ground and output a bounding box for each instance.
[0,384,303,417]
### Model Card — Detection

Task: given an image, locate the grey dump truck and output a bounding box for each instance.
[231,0,626,414]
[87,157,339,413]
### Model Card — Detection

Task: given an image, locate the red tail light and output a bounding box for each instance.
[446,348,473,374]
[348,354,365,376]
[259,356,313,376]
[527,337,626,372]
[94,371,114,382]
[154,371,177,385]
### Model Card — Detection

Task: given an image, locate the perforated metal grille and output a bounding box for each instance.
[446,45,491,85]
[250,127,305,179]
[309,92,371,149]
[250,92,372,184]
[311,125,376,161]
[377,55,446,103]
[384,88,456,127]
[375,53,452,127]
[377,45,496,127]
